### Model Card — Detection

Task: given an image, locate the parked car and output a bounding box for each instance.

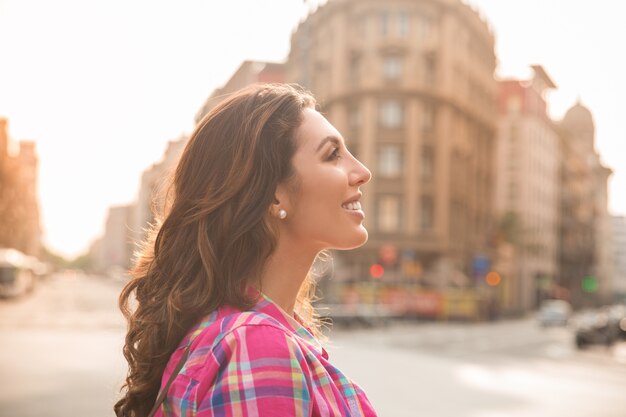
[574,305,626,349]
[537,299,572,327]
[0,248,38,298]
[609,304,626,341]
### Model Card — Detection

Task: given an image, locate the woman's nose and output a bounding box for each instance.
[350,158,372,186]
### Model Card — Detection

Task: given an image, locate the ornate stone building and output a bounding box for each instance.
[558,101,612,307]
[494,66,560,313]
[612,215,626,302]
[287,0,498,288]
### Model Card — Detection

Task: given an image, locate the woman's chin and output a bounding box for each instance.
[334,227,368,250]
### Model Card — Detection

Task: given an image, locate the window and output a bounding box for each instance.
[378,195,401,232]
[312,66,329,97]
[424,55,436,85]
[398,12,409,37]
[383,56,403,80]
[421,145,434,180]
[380,11,389,35]
[416,15,432,41]
[507,95,521,114]
[379,100,404,128]
[349,56,361,86]
[508,181,518,202]
[421,195,434,231]
[422,103,434,132]
[378,144,403,177]
[349,105,361,129]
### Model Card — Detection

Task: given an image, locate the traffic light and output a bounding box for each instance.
[369,263,384,279]
[582,276,598,293]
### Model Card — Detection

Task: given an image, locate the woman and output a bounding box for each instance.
[115,83,377,417]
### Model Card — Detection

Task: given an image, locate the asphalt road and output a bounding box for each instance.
[1,272,625,417]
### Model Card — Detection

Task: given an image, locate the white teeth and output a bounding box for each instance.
[342,201,361,210]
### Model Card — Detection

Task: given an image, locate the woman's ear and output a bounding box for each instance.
[271,183,291,218]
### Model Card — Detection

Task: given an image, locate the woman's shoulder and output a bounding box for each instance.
[191,306,291,347]
[160,307,301,392]
[176,304,284,346]
[178,306,301,375]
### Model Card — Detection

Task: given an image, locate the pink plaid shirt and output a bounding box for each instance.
[154,292,378,417]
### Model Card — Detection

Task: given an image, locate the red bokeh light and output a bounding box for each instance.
[370,264,384,279]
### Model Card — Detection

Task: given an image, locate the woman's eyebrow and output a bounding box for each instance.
[316,135,342,152]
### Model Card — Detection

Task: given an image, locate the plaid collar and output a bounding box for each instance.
[181,286,327,360]
[253,291,324,353]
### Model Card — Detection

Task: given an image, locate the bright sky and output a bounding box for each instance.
[0,0,624,258]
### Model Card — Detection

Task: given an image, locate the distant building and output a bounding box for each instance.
[91,205,133,273]
[612,215,626,301]
[88,237,105,272]
[14,141,40,256]
[91,133,188,273]
[558,101,613,307]
[0,118,7,164]
[494,66,560,313]
[0,118,41,256]
[130,136,188,248]
[195,60,286,124]
[287,0,498,288]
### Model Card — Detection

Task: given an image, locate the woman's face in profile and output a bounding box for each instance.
[277,107,371,252]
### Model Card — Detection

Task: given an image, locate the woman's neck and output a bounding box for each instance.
[258,238,318,316]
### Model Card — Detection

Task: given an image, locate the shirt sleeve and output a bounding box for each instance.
[193,323,313,417]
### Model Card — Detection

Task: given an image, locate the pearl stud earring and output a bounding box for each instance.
[278,209,287,219]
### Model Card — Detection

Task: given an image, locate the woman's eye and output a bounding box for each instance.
[327,147,341,161]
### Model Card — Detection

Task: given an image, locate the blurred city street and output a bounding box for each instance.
[1,272,625,417]
[2,1,626,417]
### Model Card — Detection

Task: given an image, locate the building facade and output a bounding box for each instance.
[558,101,613,308]
[195,61,286,124]
[130,136,188,248]
[0,118,41,256]
[287,0,498,291]
[91,134,188,273]
[91,205,134,272]
[494,66,560,313]
[612,215,626,301]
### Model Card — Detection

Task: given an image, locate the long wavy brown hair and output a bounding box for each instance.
[115,83,319,417]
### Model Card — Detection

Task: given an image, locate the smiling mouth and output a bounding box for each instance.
[341,201,362,211]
